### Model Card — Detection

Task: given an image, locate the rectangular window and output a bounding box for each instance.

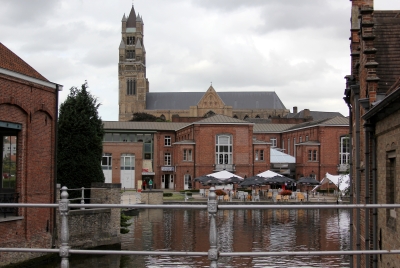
[293,138,296,157]
[270,138,277,147]
[260,150,264,161]
[164,153,171,166]
[101,153,112,170]
[255,150,259,161]
[287,139,290,155]
[306,135,309,141]
[386,151,396,227]
[308,150,312,161]
[2,135,17,189]
[165,136,171,146]
[183,149,192,161]
[126,50,135,59]
[313,150,317,161]
[126,79,136,95]
[339,136,350,165]
[215,135,232,165]
[299,136,302,143]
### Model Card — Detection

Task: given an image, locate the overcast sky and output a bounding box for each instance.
[2,0,400,121]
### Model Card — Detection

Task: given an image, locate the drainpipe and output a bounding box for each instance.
[364,122,371,268]
[346,101,354,268]
[354,89,361,268]
[52,84,61,248]
[371,130,378,268]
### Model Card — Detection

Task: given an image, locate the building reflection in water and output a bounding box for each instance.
[118,208,350,268]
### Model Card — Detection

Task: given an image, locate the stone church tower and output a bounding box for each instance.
[118,5,149,121]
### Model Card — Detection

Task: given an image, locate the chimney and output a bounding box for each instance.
[304,109,310,118]
[293,106,298,114]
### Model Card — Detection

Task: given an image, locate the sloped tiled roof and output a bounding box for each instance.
[103,121,189,131]
[146,91,287,110]
[286,110,344,121]
[284,116,348,131]
[194,114,252,124]
[253,124,295,133]
[0,42,48,81]
[270,148,295,163]
[374,11,400,94]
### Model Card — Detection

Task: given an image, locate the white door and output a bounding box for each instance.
[120,154,135,189]
[184,174,192,190]
[102,153,112,183]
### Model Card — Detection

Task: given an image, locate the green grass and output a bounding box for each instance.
[163,193,185,201]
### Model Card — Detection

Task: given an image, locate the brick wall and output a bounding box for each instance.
[0,73,57,265]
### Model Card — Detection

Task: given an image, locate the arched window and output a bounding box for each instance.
[160,114,166,121]
[255,115,260,118]
[243,115,249,120]
[126,79,137,95]
[233,115,238,119]
[204,110,216,117]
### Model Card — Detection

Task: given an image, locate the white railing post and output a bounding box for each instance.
[80,187,85,210]
[59,186,70,268]
[208,186,218,267]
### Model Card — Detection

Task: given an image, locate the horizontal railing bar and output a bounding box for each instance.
[2,248,399,256]
[2,203,400,209]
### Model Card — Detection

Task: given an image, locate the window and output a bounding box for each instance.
[101,153,112,170]
[215,135,232,165]
[2,135,17,189]
[287,139,290,155]
[255,150,259,161]
[308,150,312,161]
[126,50,135,59]
[270,138,277,147]
[165,136,171,146]
[255,150,264,161]
[308,150,317,161]
[126,79,136,95]
[339,136,350,165]
[184,174,192,189]
[164,153,171,166]
[183,149,192,161]
[386,151,396,228]
[260,150,264,161]
[299,136,302,143]
[293,138,296,157]
[306,135,309,141]
[121,154,135,170]
[313,150,317,161]
[127,36,135,45]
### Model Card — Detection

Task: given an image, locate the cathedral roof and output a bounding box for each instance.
[0,42,48,81]
[145,91,286,110]
[126,5,137,28]
[286,110,344,121]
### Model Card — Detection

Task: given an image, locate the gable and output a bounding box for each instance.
[197,86,226,109]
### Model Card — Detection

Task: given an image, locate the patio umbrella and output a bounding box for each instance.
[239,176,265,187]
[225,176,243,184]
[297,176,320,185]
[200,177,223,186]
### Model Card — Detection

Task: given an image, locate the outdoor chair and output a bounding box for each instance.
[253,194,260,202]
[276,195,282,202]
[199,189,205,196]
[205,189,209,197]
[247,194,252,201]
[283,195,289,202]
[223,195,230,201]
[267,192,273,199]
[297,193,305,201]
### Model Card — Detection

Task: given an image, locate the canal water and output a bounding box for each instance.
[43,208,350,268]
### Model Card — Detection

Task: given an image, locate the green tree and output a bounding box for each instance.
[57,82,105,192]
[130,112,166,122]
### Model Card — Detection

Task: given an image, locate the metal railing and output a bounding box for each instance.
[1,186,400,267]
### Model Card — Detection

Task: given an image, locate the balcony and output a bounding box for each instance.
[214,164,235,172]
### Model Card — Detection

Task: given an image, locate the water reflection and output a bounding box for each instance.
[41,208,350,267]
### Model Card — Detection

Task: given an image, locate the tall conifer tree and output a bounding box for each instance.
[57,82,105,191]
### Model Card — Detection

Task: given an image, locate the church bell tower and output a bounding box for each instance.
[118,5,149,121]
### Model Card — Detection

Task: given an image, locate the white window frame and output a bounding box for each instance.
[165,136,171,146]
[183,149,192,161]
[215,135,232,165]
[164,153,171,166]
[270,138,277,147]
[339,136,350,165]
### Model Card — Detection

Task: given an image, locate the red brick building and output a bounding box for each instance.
[103,114,348,191]
[344,1,400,267]
[0,43,61,265]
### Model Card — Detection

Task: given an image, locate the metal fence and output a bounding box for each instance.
[1,186,400,268]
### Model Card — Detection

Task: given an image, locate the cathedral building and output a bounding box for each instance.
[118,5,290,122]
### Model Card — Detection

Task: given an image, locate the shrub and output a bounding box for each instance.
[163,192,173,197]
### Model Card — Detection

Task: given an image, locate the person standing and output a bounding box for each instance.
[149,179,153,190]
[142,180,146,190]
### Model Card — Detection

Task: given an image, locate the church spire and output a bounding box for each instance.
[126,5,136,28]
